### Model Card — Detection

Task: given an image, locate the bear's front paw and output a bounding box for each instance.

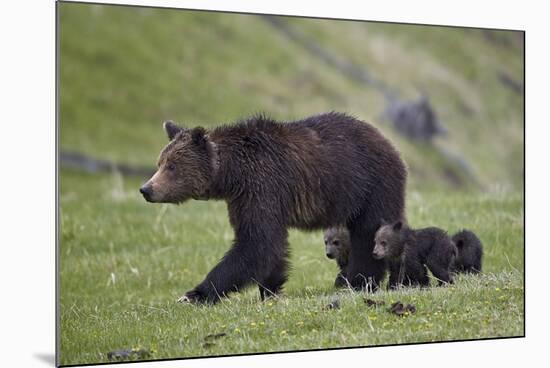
[177,289,204,304]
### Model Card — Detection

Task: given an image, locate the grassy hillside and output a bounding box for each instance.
[58,3,524,366]
[59,3,523,192]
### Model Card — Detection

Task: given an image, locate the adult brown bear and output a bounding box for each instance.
[140,112,407,304]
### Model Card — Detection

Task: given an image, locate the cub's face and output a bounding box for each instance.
[324,227,350,259]
[373,221,406,260]
[140,121,214,204]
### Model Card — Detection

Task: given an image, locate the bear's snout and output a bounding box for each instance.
[139,183,153,202]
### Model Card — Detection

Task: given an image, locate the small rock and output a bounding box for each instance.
[107,348,151,361]
[324,298,341,310]
[204,332,227,341]
[389,301,416,316]
[364,298,385,307]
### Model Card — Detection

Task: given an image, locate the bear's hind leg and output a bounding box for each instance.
[258,256,289,301]
[346,221,385,292]
[426,244,454,285]
[428,263,453,285]
[400,257,429,287]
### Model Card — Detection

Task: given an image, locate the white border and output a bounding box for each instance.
[1,1,547,367]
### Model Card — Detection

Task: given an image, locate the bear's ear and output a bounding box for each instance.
[191,127,207,147]
[163,120,183,141]
[392,221,403,231]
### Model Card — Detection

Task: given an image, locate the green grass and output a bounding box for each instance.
[58,3,524,365]
[59,170,524,365]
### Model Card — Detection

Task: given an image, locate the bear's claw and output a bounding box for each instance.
[177,295,191,303]
[177,289,205,304]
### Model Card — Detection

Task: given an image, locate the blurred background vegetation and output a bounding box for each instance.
[59,2,524,193]
[58,4,524,364]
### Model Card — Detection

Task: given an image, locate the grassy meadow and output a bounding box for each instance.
[58,2,524,366]
[59,170,523,365]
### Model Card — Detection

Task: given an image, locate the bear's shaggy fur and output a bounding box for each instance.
[140,112,407,303]
[373,221,456,288]
[323,227,351,288]
[451,229,483,274]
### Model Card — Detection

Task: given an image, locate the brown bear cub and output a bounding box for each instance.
[451,229,483,274]
[373,221,457,288]
[140,112,407,303]
[324,227,351,287]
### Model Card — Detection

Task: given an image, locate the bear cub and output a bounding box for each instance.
[373,221,457,288]
[451,229,483,274]
[323,227,351,287]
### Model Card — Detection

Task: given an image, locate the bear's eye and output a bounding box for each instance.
[166,163,176,172]
[381,241,387,247]
[333,240,340,246]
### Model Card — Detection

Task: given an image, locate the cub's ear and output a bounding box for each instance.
[392,221,403,231]
[191,127,207,146]
[163,120,183,140]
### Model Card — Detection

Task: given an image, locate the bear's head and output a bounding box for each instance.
[372,220,408,260]
[324,227,350,261]
[140,121,217,204]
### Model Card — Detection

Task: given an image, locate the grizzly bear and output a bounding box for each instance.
[140,112,407,303]
[451,229,483,274]
[324,227,351,288]
[373,220,456,288]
